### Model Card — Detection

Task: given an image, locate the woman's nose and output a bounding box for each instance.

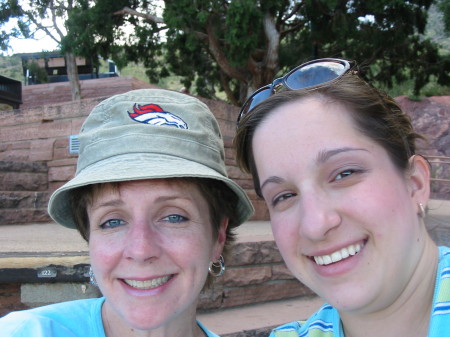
[123,221,161,262]
[298,192,341,241]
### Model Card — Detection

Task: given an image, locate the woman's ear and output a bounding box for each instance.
[213,218,229,258]
[407,155,431,204]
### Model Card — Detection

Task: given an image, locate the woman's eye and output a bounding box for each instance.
[272,192,296,206]
[100,219,125,229]
[335,169,356,181]
[163,214,188,223]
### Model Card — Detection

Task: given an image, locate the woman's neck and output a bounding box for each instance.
[340,236,439,337]
[102,301,204,337]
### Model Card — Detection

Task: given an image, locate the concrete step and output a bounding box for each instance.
[198,295,324,337]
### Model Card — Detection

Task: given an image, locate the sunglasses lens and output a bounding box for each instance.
[239,86,273,121]
[248,87,273,112]
[285,61,348,90]
[237,59,352,125]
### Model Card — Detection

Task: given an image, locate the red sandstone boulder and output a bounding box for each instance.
[395,96,450,199]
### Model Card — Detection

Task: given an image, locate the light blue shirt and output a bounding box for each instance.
[0,297,219,337]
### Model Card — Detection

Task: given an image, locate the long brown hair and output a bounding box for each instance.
[234,73,424,197]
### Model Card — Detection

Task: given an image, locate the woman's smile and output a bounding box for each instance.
[311,241,365,266]
[122,275,173,290]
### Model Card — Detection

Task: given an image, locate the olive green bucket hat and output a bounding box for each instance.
[48,88,253,228]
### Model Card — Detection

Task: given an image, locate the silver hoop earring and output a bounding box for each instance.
[418,203,426,218]
[89,266,98,286]
[209,255,225,277]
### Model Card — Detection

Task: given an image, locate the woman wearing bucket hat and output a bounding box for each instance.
[0,89,253,337]
[234,58,449,336]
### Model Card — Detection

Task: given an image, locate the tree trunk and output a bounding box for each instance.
[65,52,81,101]
[262,13,279,83]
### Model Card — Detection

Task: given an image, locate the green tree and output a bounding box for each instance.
[437,0,450,33]
[65,1,450,104]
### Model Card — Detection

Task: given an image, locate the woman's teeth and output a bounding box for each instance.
[124,276,171,289]
[313,243,363,266]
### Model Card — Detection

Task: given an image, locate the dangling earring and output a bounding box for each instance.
[89,266,98,286]
[418,203,426,218]
[209,255,225,277]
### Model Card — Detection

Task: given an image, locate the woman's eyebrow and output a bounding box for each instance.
[260,176,286,193]
[90,199,124,211]
[316,147,368,164]
[260,148,369,192]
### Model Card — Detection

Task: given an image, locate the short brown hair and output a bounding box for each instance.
[70,178,240,249]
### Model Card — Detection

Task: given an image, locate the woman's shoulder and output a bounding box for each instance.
[439,246,450,260]
[0,297,105,337]
[428,246,450,335]
[438,246,450,274]
[269,303,340,337]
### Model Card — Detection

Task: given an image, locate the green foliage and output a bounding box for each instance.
[4,0,448,105]
[224,0,262,66]
[421,81,450,97]
[0,54,22,82]
[62,0,131,63]
[437,0,450,33]
[427,2,450,53]
[26,61,48,83]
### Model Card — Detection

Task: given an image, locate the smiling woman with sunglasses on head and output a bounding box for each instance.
[234,58,450,337]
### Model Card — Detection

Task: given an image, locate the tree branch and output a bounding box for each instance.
[49,1,66,41]
[25,12,61,45]
[283,2,302,22]
[280,22,304,37]
[114,6,164,24]
[262,13,279,82]
[205,18,246,82]
[219,70,239,106]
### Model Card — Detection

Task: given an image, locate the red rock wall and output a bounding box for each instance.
[0,283,30,317]
[396,96,450,199]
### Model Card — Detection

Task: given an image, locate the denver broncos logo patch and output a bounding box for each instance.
[128,103,188,129]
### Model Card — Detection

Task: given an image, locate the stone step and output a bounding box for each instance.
[197,295,324,337]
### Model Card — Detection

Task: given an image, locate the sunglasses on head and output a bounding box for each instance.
[237,58,354,124]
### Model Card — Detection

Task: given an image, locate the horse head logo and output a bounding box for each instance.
[128,103,188,129]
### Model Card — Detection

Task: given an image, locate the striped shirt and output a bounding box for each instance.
[271,246,450,337]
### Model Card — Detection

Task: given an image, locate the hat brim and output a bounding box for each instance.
[48,153,254,229]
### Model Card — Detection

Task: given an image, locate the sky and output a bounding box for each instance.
[3,16,61,56]
[3,2,165,56]
[7,35,60,55]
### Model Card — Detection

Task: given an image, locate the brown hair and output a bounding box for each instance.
[234,73,424,197]
[70,177,240,250]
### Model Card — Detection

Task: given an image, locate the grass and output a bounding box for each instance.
[377,77,450,101]
[99,59,184,91]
